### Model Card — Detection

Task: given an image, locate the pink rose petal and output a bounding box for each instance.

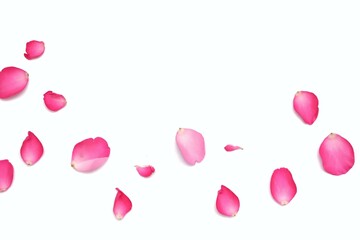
[43,91,67,111]
[24,40,45,60]
[113,188,132,220]
[216,185,240,217]
[20,131,44,166]
[0,160,14,192]
[224,144,243,152]
[293,90,319,125]
[71,137,110,173]
[319,133,354,176]
[270,167,297,206]
[0,67,29,99]
[135,165,155,178]
[176,128,205,165]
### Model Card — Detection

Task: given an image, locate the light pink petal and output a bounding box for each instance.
[216,185,240,217]
[319,133,354,176]
[71,137,110,173]
[176,128,205,165]
[43,91,67,111]
[0,160,14,192]
[20,131,44,166]
[293,90,319,125]
[270,167,297,206]
[0,67,29,99]
[135,165,155,177]
[224,144,243,152]
[24,40,45,60]
[113,188,132,220]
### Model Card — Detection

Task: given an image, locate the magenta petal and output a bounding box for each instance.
[176,128,205,165]
[224,144,243,152]
[319,133,355,176]
[135,165,155,178]
[216,185,240,217]
[20,131,44,166]
[113,188,132,220]
[71,137,110,173]
[293,91,319,125]
[43,91,67,111]
[24,40,45,60]
[0,67,29,99]
[0,160,14,192]
[270,168,297,206]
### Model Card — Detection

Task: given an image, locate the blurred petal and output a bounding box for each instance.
[176,128,205,165]
[135,165,155,177]
[0,67,29,99]
[113,188,132,220]
[20,131,44,166]
[270,168,297,206]
[43,91,67,111]
[0,160,14,192]
[224,144,243,152]
[293,91,319,125]
[24,40,45,60]
[216,185,240,217]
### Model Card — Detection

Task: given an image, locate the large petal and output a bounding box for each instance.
[113,188,132,220]
[270,168,297,206]
[0,159,14,192]
[20,131,44,166]
[0,67,29,99]
[216,185,240,217]
[176,128,205,165]
[135,165,155,178]
[293,90,319,125]
[24,40,45,60]
[43,91,67,111]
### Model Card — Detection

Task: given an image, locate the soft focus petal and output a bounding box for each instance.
[319,133,355,176]
[224,144,243,152]
[270,168,297,206]
[216,185,240,217]
[71,137,110,173]
[135,165,155,177]
[176,128,205,165]
[113,188,132,220]
[293,91,319,125]
[20,131,44,166]
[43,91,67,111]
[24,40,45,60]
[0,160,14,192]
[0,67,29,99]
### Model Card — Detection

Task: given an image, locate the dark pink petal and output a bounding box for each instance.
[293,90,319,125]
[224,144,243,152]
[20,131,44,166]
[176,128,205,165]
[270,168,297,206]
[319,133,354,176]
[135,165,155,177]
[216,185,240,217]
[113,188,132,220]
[24,40,45,60]
[0,160,14,192]
[0,67,29,99]
[43,91,67,111]
[71,137,110,173]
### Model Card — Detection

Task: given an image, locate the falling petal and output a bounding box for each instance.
[20,131,44,166]
[0,160,14,192]
[113,188,132,220]
[135,165,155,177]
[43,91,67,111]
[24,40,45,60]
[224,144,243,152]
[319,133,354,176]
[216,185,240,217]
[176,128,205,165]
[293,90,319,125]
[71,137,110,173]
[270,168,297,206]
[0,67,29,99]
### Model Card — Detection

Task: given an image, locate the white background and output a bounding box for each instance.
[1,1,360,239]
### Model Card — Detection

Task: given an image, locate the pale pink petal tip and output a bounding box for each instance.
[224,144,243,152]
[0,160,14,192]
[319,133,355,176]
[43,91,67,111]
[293,90,319,125]
[135,165,155,178]
[216,185,240,217]
[20,131,44,166]
[24,40,45,60]
[71,137,110,173]
[176,128,205,165]
[270,167,297,206]
[0,67,29,99]
[113,188,132,220]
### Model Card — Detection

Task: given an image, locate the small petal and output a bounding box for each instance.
[24,40,45,60]
[216,185,240,217]
[270,168,297,206]
[135,165,155,177]
[113,188,132,220]
[0,160,14,192]
[319,133,355,176]
[224,144,243,152]
[71,137,110,173]
[293,90,319,125]
[43,91,67,111]
[20,131,44,166]
[0,67,29,99]
[176,128,205,165]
